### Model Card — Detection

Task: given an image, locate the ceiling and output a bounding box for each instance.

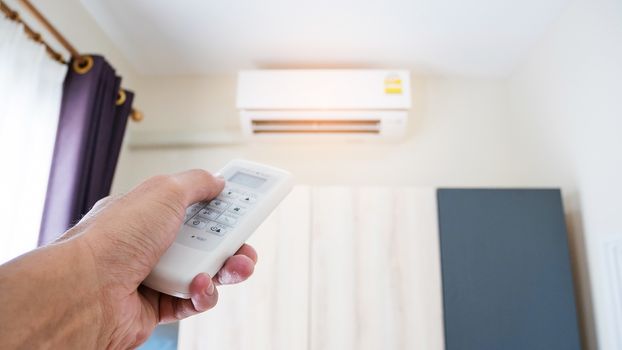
[81,0,569,77]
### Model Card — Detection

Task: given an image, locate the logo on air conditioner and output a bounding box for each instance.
[384,74,403,94]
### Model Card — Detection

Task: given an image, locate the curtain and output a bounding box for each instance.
[0,16,67,263]
[39,55,133,245]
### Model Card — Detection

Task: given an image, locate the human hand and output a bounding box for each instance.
[0,170,256,349]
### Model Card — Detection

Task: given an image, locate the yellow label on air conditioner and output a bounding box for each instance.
[384,74,402,94]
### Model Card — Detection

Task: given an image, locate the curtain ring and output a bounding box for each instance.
[116,89,126,106]
[73,55,94,74]
[130,109,144,122]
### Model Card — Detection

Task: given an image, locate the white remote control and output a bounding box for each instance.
[143,159,293,298]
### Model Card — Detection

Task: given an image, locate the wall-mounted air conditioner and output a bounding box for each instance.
[236,70,411,140]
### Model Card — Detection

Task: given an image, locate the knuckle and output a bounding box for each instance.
[195,291,219,313]
[204,292,219,312]
[162,177,186,198]
[145,174,186,201]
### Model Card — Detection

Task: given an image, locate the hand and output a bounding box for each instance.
[0,170,257,349]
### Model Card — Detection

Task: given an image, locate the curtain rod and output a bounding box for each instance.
[1,0,143,122]
[0,1,66,64]
[17,0,81,63]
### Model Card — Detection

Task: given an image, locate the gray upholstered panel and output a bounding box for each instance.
[438,189,581,350]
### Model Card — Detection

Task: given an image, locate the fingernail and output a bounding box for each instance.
[215,176,225,184]
[204,280,215,296]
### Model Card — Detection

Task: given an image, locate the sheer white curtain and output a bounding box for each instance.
[0,16,67,263]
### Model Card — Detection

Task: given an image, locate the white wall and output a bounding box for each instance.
[508,0,622,348]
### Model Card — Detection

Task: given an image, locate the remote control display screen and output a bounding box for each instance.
[229,172,267,188]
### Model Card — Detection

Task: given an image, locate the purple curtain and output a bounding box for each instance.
[38,55,133,245]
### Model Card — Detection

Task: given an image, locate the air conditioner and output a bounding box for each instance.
[236,70,411,140]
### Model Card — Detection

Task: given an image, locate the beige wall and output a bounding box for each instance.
[9,0,570,192]
[112,75,554,193]
[508,0,622,348]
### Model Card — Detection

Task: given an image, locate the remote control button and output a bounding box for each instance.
[196,208,221,221]
[186,204,202,214]
[238,193,258,204]
[216,213,238,226]
[186,217,208,230]
[196,200,211,207]
[207,199,230,210]
[184,203,204,219]
[218,187,240,200]
[206,222,230,236]
[228,204,248,216]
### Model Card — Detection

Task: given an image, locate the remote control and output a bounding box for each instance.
[142,159,293,298]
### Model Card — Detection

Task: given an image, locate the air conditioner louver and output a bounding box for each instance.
[251,119,381,134]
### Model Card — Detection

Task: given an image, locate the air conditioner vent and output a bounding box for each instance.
[251,119,381,134]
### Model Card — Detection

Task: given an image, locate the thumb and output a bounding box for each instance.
[83,170,225,281]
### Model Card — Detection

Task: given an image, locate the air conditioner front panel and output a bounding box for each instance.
[237,70,411,110]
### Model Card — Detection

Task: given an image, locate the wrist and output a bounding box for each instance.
[0,238,106,348]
